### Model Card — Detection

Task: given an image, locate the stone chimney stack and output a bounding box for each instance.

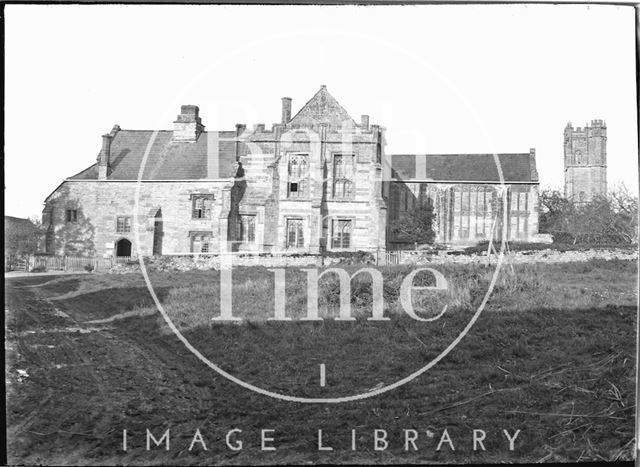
[361,115,370,130]
[98,133,112,180]
[529,148,539,182]
[281,97,292,124]
[173,105,204,142]
[235,123,247,161]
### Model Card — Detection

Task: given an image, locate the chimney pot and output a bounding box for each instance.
[180,105,199,119]
[281,97,292,124]
[173,105,204,142]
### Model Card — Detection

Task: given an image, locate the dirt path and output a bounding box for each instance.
[5,276,294,465]
[5,271,89,279]
[5,277,195,464]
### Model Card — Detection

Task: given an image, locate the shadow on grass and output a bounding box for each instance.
[54,286,171,321]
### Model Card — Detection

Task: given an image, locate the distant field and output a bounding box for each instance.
[5,259,637,465]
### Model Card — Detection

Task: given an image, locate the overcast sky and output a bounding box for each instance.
[5,4,637,219]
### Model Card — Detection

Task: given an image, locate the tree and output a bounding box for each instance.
[539,187,638,245]
[4,216,44,255]
[539,190,575,237]
[391,202,436,247]
[609,184,639,243]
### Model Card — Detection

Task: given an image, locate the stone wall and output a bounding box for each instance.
[106,247,637,274]
[110,252,375,273]
[43,180,231,257]
[393,248,638,265]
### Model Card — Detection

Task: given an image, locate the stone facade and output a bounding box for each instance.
[388,182,540,247]
[43,180,230,257]
[387,152,541,247]
[564,120,607,203]
[42,86,541,257]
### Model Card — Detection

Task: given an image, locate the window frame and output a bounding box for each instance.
[116,216,132,233]
[189,231,213,253]
[508,187,530,239]
[65,209,78,223]
[190,194,215,220]
[287,153,309,199]
[330,218,354,250]
[332,153,356,200]
[285,218,305,249]
[238,214,256,244]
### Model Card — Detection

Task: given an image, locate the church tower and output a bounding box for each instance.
[564,120,607,203]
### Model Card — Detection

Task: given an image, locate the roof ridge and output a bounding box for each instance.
[392,153,531,156]
[114,129,236,134]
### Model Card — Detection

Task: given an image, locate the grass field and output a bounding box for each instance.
[5,259,637,465]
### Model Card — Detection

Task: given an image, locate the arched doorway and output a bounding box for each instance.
[152,209,163,256]
[115,238,132,257]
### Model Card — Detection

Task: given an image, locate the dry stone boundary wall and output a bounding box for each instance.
[109,248,638,273]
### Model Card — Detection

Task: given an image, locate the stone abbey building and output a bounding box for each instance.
[564,120,607,203]
[43,86,541,257]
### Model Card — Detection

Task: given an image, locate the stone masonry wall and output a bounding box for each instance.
[44,180,231,257]
[388,182,540,247]
[233,124,386,253]
[564,122,607,202]
[107,247,638,274]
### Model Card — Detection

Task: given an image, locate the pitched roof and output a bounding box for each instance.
[391,153,538,183]
[69,130,239,180]
[288,85,356,128]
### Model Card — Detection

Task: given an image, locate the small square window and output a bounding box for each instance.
[190,231,212,253]
[191,195,214,219]
[116,216,131,233]
[65,210,78,223]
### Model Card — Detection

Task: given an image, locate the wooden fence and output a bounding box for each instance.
[5,254,134,272]
[382,250,402,265]
[5,254,27,272]
[375,249,449,266]
[375,250,425,266]
[7,251,433,272]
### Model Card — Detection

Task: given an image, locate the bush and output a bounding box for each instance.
[30,266,47,273]
[391,203,436,245]
[84,263,95,272]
